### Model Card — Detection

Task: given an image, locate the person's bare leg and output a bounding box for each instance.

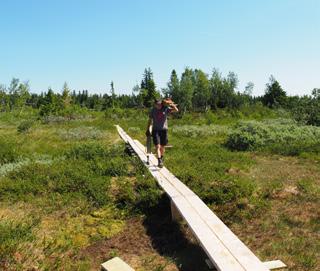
[156,144,164,167]
[155,144,161,158]
[160,145,165,157]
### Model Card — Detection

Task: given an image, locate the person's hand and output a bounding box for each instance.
[163,98,174,106]
[145,129,151,137]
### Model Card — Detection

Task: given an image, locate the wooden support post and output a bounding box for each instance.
[170,200,181,222]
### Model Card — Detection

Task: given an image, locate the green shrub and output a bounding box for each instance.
[0,137,20,165]
[116,177,137,208]
[135,175,162,211]
[114,174,162,213]
[65,143,109,160]
[297,179,320,200]
[193,178,255,205]
[3,160,110,207]
[172,124,229,138]
[58,127,105,140]
[104,108,146,120]
[226,119,320,155]
[17,120,33,133]
[0,218,37,263]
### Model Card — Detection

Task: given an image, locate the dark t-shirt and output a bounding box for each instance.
[149,107,170,130]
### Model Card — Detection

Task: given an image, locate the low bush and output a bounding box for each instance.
[0,218,38,265]
[58,127,105,140]
[0,137,20,165]
[104,108,146,120]
[65,143,110,160]
[226,119,320,155]
[17,120,34,133]
[2,160,110,207]
[172,124,229,138]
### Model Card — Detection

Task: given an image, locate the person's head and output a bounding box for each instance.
[154,99,163,109]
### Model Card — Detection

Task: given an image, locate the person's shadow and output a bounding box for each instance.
[142,195,214,271]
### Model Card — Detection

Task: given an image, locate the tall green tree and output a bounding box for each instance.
[0,84,8,112]
[8,78,20,110]
[17,81,31,115]
[110,81,117,108]
[209,69,224,109]
[244,82,254,96]
[61,82,72,108]
[7,78,30,114]
[39,88,59,116]
[165,69,180,100]
[210,69,239,109]
[132,84,145,108]
[263,76,286,108]
[179,67,194,113]
[140,68,158,107]
[192,69,210,111]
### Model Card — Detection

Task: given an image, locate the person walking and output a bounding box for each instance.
[146,99,178,168]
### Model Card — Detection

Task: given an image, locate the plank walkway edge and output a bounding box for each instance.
[116,125,286,271]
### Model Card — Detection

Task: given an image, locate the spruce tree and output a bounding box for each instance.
[140,68,157,107]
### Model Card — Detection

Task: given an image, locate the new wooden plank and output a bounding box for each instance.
[172,197,245,271]
[101,257,135,271]
[185,195,269,271]
[117,130,182,199]
[263,260,287,270]
[133,140,195,197]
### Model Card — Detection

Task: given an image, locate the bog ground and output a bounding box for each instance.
[0,108,319,271]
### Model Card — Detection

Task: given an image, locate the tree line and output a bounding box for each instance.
[0,67,319,125]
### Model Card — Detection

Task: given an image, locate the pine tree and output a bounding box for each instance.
[166,69,180,101]
[140,68,157,107]
[61,82,72,108]
[263,76,286,108]
[110,81,116,108]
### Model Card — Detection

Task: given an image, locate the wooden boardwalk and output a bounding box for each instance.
[116,125,286,271]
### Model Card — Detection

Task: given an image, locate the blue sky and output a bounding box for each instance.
[0,0,319,96]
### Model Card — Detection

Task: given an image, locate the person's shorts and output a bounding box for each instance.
[152,129,168,146]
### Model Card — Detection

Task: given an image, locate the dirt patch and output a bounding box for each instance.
[276,185,299,199]
[81,205,211,271]
[248,155,320,185]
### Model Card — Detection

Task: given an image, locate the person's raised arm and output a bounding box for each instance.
[169,102,179,113]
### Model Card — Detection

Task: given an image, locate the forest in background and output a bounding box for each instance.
[0,67,319,126]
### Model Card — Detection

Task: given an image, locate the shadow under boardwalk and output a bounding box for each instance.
[142,195,214,271]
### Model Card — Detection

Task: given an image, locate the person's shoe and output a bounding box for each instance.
[158,158,164,168]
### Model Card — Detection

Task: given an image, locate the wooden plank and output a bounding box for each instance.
[263,260,287,270]
[101,257,134,271]
[133,140,195,197]
[173,196,246,271]
[185,195,269,271]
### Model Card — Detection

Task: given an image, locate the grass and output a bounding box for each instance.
[0,108,319,270]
